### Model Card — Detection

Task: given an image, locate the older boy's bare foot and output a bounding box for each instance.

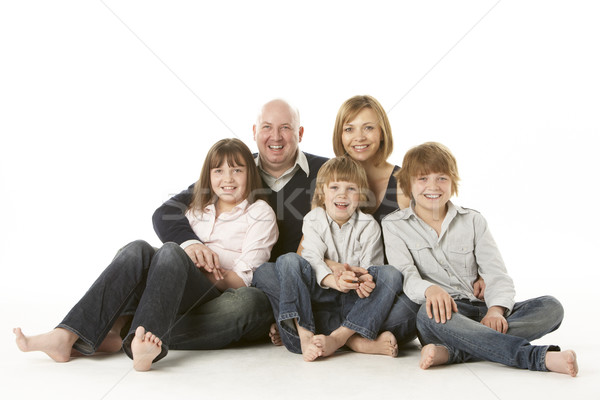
[131,326,162,372]
[298,327,322,362]
[347,331,398,357]
[420,344,449,369]
[545,350,578,377]
[311,334,346,358]
[269,323,282,346]
[14,327,77,362]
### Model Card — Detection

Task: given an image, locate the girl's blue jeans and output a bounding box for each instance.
[57,240,273,362]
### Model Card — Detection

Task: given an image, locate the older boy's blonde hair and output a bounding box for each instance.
[312,156,372,212]
[395,142,460,199]
[332,95,393,166]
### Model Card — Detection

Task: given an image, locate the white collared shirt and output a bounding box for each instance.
[382,201,516,312]
[255,151,310,192]
[301,207,384,288]
[184,199,278,287]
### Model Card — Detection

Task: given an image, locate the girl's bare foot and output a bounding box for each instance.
[13,327,77,362]
[269,323,282,346]
[297,325,322,362]
[545,350,578,377]
[420,344,449,369]
[347,331,398,357]
[131,326,163,372]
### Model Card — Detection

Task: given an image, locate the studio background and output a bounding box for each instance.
[1,1,598,397]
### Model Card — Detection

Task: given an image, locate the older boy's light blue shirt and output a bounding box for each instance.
[382,201,516,313]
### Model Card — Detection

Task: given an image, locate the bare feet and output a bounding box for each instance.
[420,344,449,369]
[311,333,346,358]
[269,323,282,346]
[545,350,578,377]
[346,331,398,357]
[297,325,322,362]
[13,327,78,362]
[131,326,163,372]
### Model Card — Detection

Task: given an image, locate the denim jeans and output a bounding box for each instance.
[416,296,564,371]
[57,240,273,362]
[254,253,418,354]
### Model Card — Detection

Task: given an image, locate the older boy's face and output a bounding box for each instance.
[411,172,452,220]
[323,180,360,227]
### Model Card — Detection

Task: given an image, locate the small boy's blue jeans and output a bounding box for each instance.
[416,296,564,371]
[57,240,273,362]
[261,252,416,354]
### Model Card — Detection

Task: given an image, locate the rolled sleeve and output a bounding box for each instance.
[473,213,516,312]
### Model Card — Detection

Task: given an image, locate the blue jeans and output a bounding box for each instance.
[253,253,419,354]
[416,296,564,371]
[58,240,272,362]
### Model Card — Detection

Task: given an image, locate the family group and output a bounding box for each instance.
[14,96,577,377]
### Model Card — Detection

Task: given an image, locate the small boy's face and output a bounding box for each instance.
[323,180,360,226]
[411,172,452,218]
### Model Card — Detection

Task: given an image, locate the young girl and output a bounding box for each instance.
[272,156,404,361]
[14,138,278,371]
[382,142,577,376]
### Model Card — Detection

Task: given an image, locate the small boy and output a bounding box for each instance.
[382,142,577,376]
[273,156,405,361]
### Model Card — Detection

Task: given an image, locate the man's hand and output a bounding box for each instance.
[184,243,223,280]
[425,285,458,323]
[481,306,508,333]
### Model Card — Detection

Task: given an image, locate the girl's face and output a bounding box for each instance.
[210,160,248,212]
[341,107,382,164]
[322,180,360,227]
[411,172,452,220]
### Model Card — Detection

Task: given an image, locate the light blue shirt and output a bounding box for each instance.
[382,201,515,312]
[302,207,384,288]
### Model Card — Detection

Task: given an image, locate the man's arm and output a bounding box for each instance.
[152,184,200,244]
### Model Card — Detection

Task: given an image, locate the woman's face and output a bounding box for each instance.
[341,107,382,164]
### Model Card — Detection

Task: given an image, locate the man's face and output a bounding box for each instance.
[253,100,303,177]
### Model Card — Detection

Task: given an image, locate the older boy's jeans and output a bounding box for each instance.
[253,252,418,354]
[416,296,564,371]
[57,240,272,362]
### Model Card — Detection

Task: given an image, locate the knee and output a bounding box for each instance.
[539,295,564,326]
[117,240,155,264]
[252,262,276,288]
[372,266,403,289]
[275,253,307,273]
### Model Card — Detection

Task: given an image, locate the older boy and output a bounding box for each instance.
[382,142,577,376]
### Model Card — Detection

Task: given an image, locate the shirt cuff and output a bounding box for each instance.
[180,239,202,249]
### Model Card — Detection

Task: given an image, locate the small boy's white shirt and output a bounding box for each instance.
[301,207,384,288]
[382,201,516,313]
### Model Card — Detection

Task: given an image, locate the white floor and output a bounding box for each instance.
[2,296,596,400]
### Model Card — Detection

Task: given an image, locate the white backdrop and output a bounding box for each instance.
[1,0,598,320]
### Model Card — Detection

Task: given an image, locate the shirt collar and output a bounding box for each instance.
[255,150,310,178]
[204,199,250,215]
[405,199,465,220]
[325,207,359,229]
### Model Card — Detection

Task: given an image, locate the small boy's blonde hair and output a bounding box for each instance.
[312,156,372,212]
[395,142,460,199]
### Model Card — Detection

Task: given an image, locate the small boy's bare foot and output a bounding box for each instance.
[545,350,578,377]
[298,327,322,362]
[420,344,449,369]
[269,323,282,346]
[14,327,77,362]
[131,326,162,372]
[311,334,346,358]
[347,331,398,357]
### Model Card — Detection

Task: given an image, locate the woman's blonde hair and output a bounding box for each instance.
[395,142,460,199]
[332,95,393,166]
[189,138,263,211]
[312,156,373,212]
